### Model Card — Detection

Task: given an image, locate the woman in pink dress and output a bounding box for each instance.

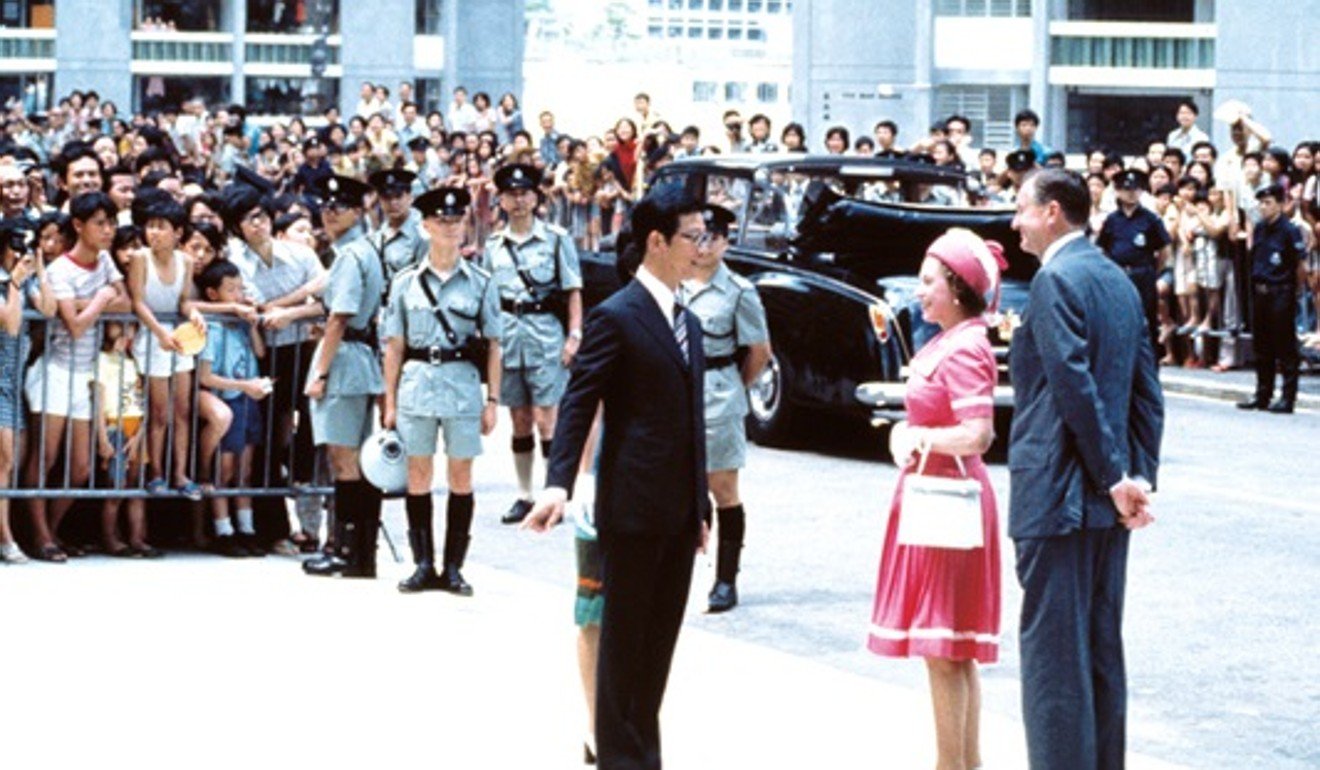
[868,228,1006,770]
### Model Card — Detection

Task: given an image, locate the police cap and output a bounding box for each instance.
[1005,149,1036,172]
[316,174,373,208]
[233,163,276,194]
[303,134,323,151]
[1116,168,1148,191]
[406,136,430,153]
[1255,183,1286,202]
[700,204,736,239]
[494,163,541,192]
[369,168,417,196]
[414,187,471,218]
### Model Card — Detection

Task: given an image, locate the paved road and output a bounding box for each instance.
[2,393,1313,768]
[466,392,1318,769]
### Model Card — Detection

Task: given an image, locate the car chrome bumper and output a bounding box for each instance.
[854,381,1015,426]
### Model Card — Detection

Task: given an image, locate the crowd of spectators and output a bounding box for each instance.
[0,82,1314,565]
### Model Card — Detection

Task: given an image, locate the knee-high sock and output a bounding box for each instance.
[445,492,475,566]
[715,505,745,584]
[512,435,535,499]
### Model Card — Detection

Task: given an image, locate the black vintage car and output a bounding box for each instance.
[578,154,1036,446]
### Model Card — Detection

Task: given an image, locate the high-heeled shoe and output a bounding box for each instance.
[583,738,596,765]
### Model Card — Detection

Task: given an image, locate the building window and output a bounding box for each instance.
[415,0,443,35]
[245,76,339,116]
[708,26,724,39]
[728,0,743,10]
[757,82,778,103]
[709,0,723,8]
[648,0,662,7]
[668,24,682,37]
[748,0,764,11]
[688,25,702,37]
[747,26,765,41]
[648,23,663,38]
[727,25,743,40]
[724,82,745,102]
[669,0,682,9]
[768,0,782,12]
[248,0,339,33]
[137,1,219,31]
[688,0,703,8]
[934,0,1031,17]
[137,75,231,114]
[933,85,1029,149]
[415,77,444,114]
[693,81,718,102]
[1,0,54,28]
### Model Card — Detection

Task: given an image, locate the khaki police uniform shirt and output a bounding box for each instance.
[373,209,430,288]
[481,219,583,369]
[382,260,502,419]
[314,234,385,396]
[683,263,769,423]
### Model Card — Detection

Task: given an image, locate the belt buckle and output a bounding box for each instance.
[428,345,444,365]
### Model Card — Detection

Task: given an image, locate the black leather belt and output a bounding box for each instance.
[500,297,552,314]
[705,355,737,369]
[1253,283,1294,295]
[405,346,473,364]
[342,326,375,344]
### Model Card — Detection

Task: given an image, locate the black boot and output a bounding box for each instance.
[439,493,474,596]
[344,480,380,579]
[303,479,355,576]
[398,494,443,593]
[708,505,745,613]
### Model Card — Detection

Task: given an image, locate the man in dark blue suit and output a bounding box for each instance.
[524,186,711,770]
[1008,169,1165,769]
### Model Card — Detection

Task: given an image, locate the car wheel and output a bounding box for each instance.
[746,351,799,446]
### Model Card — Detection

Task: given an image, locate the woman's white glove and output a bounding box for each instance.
[888,420,919,469]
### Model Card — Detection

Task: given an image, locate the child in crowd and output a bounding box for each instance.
[35,211,72,265]
[94,320,159,557]
[196,260,269,558]
[0,219,55,563]
[129,197,206,499]
[24,192,132,562]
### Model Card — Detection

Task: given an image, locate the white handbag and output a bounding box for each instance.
[897,449,984,550]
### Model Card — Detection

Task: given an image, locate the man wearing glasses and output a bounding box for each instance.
[481,163,583,526]
[222,181,326,550]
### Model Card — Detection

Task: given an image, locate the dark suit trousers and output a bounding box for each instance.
[1251,284,1299,404]
[1015,527,1131,770]
[596,530,697,770]
[1123,267,1159,358]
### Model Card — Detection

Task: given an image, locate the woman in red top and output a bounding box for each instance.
[868,228,1005,770]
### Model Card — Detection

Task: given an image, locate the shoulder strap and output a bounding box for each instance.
[416,271,461,346]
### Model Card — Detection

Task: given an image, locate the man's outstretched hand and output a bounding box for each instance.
[520,487,569,533]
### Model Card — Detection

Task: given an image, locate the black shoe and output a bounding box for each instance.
[398,565,443,592]
[238,533,267,557]
[584,740,596,765]
[1267,399,1295,414]
[213,535,249,559]
[302,553,349,576]
[501,498,534,525]
[438,565,473,596]
[1236,398,1266,410]
[707,581,738,613]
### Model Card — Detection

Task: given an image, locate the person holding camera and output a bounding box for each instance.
[384,187,502,594]
[481,163,583,526]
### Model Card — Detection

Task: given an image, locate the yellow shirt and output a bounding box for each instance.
[97,351,144,421]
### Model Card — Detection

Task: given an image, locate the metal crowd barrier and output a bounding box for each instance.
[0,310,333,500]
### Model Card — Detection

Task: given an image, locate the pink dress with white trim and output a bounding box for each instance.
[867,317,1002,663]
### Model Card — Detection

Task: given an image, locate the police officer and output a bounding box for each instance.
[682,204,772,613]
[1096,167,1172,353]
[1237,183,1306,414]
[482,162,583,525]
[383,187,502,594]
[995,149,1036,204]
[368,168,429,288]
[302,174,386,578]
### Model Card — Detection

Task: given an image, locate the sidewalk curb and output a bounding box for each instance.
[1159,372,1319,410]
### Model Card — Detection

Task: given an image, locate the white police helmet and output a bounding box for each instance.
[360,429,409,495]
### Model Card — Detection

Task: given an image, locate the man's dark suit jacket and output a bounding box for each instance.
[547,278,709,538]
[1008,233,1164,538]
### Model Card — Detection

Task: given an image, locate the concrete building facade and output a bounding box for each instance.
[793,0,1319,156]
[0,0,524,119]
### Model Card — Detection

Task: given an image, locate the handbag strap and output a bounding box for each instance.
[914,443,967,478]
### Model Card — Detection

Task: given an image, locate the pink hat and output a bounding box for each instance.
[926,228,1009,312]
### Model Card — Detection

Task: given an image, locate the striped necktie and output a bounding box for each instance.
[672,303,690,366]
